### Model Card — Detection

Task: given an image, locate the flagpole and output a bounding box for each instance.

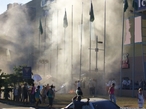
[64,28,65,75]
[63,9,68,84]
[132,0,135,97]
[64,9,66,78]
[57,10,59,80]
[50,17,52,74]
[89,2,92,79]
[38,18,42,73]
[103,0,106,95]
[39,26,41,55]
[89,21,91,76]
[44,13,47,51]
[39,19,42,56]
[71,5,74,84]
[95,36,98,71]
[120,2,125,96]
[89,1,94,79]
[80,2,83,80]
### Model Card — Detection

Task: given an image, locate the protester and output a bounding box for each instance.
[108,83,116,103]
[18,85,22,102]
[137,88,144,108]
[72,95,90,109]
[22,83,28,102]
[41,86,47,103]
[13,86,18,101]
[76,80,81,88]
[88,79,96,96]
[76,87,83,97]
[35,85,41,109]
[47,85,55,109]
[46,84,50,91]
[30,83,36,103]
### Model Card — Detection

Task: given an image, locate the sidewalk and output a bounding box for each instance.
[0,93,74,109]
[0,99,65,109]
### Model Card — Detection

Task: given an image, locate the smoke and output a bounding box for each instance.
[0,0,133,92]
[0,4,34,73]
[45,0,124,82]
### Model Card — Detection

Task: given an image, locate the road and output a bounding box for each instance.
[0,102,35,109]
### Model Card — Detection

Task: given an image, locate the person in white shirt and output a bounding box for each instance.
[76,80,81,88]
[137,88,144,108]
[122,79,127,89]
[111,78,116,85]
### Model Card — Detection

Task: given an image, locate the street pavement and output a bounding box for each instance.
[0,99,60,109]
[0,100,144,109]
[0,102,35,109]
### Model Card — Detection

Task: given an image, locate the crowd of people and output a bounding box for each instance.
[1,77,146,109]
[122,78,146,90]
[12,83,55,109]
[74,79,96,97]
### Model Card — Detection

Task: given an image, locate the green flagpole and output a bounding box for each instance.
[103,0,106,95]
[71,5,74,86]
[120,0,128,96]
[89,1,94,80]
[80,2,83,80]
[132,0,135,97]
[63,9,68,82]
[39,19,43,55]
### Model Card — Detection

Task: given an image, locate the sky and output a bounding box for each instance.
[0,0,31,14]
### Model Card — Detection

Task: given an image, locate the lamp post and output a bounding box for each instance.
[39,59,49,76]
[94,36,103,96]
[95,36,103,72]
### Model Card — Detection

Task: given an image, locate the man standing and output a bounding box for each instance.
[108,83,116,103]
[47,85,55,109]
[72,95,90,109]
[76,80,81,88]
[31,83,36,103]
[35,86,41,109]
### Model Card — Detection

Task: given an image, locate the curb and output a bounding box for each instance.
[0,99,48,108]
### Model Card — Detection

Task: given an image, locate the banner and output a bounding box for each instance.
[124,16,142,45]
[122,53,130,69]
[22,67,31,79]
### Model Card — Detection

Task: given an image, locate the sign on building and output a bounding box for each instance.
[135,0,146,12]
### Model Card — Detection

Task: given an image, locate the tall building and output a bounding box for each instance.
[0,0,49,73]
[120,0,146,96]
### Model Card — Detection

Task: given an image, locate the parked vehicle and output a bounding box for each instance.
[61,97,120,109]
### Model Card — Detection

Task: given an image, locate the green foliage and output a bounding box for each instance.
[12,65,34,85]
[0,65,34,90]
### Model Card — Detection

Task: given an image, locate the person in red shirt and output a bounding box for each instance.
[108,83,116,103]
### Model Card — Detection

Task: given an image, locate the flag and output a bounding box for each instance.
[63,10,68,28]
[135,16,142,43]
[39,19,43,34]
[124,0,128,12]
[81,2,83,24]
[81,13,83,24]
[89,2,94,22]
[132,0,138,11]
